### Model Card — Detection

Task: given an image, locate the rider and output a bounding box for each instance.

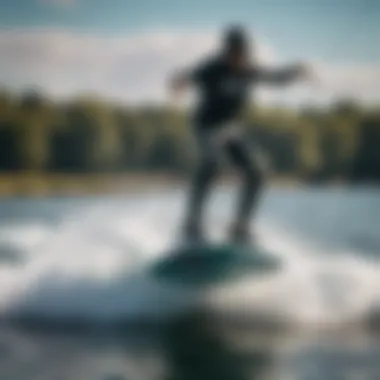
[170,25,313,244]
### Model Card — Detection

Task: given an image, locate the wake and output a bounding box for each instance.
[0,192,379,330]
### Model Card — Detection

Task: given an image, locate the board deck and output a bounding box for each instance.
[150,243,281,286]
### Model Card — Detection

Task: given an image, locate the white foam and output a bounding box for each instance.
[0,191,379,327]
[205,225,380,327]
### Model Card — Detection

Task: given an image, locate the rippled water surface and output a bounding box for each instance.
[0,185,379,379]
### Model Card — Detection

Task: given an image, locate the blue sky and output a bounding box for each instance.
[0,0,379,104]
[1,0,379,62]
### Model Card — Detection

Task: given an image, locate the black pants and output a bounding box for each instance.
[184,124,264,233]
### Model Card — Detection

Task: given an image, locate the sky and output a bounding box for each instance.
[0,0,379,106]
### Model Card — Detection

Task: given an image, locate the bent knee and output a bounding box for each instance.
[196,160,218,182]
[244,165,265,188]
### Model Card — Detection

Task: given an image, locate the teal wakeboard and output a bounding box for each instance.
[150,243,281,286]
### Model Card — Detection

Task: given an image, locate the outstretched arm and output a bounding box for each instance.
[168,58,213,98]
[255,62,314,85]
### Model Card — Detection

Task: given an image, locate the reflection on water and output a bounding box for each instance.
[161,316,274,380]
[1,318,380,380]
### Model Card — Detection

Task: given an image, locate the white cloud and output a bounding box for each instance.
[0,29,379,106]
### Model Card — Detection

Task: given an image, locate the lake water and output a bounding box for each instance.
[0,185,380,379]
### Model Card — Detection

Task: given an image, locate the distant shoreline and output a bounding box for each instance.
[0,172,310,197]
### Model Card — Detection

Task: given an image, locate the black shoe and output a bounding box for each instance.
[181,223,207,246]
[229,225,255,246]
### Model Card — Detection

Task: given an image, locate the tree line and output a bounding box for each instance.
[0,89,379,183]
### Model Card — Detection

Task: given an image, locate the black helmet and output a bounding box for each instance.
[223,25,249,54]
